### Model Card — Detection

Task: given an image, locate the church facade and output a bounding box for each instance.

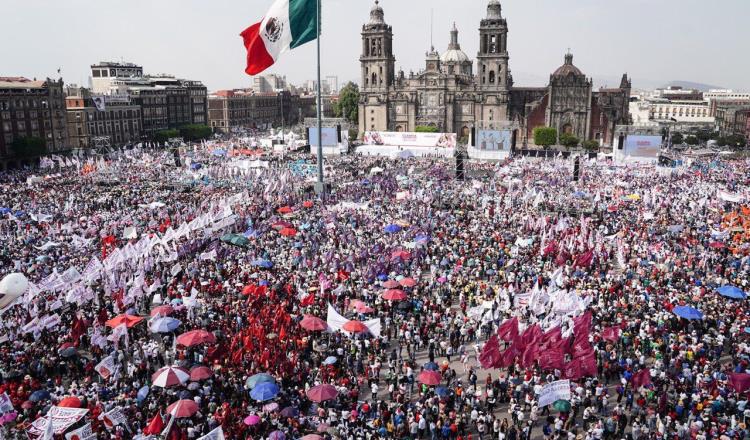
[358,0,632,147]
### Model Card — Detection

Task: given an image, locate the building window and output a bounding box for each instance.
[489,71,496,84]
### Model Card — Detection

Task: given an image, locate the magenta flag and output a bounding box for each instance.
[601,326,620,342]
[728,373,750,394]
[631,368,652,389]
[497,317,519,343]
[538,349,565,371]
[573,311,592,337]
[479,335,501,370]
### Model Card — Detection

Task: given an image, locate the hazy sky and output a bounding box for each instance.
[2,0,748,92]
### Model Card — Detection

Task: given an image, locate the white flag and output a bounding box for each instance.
[42,415,55,440]
[66,423,96,440]
[197,426,226,440]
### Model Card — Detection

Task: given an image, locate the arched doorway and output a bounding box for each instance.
[396,125,403,132]
[562,124,573,135]
[461,126,470,138]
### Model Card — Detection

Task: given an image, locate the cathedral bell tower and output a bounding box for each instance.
[476,0,510,123]
[360,0,395,92]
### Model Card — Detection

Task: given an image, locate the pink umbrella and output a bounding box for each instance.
[244,414,261,426]
[381,280,400,289]
[417,370,442,386]
[391,250,411,260]
[437,276,447,284]
[166,399,199,418]
[176,330,216,347]
[382,289,407,301]
[301,435,323,440]
[350,300,374,314]
[152,366,190,388]
[300,315,327,331]
[189,365,213,381]
[306,384,338,402]
[150,305,174,317]
[263,402,279,412]
[398,277,417,288]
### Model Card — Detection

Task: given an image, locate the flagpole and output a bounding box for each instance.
[315,0,324,193]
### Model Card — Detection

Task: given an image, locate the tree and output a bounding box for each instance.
[726,134,747,149]
[696,130,713,143]
[333,82,359,124]
[671,132,684,145]
[533,127,557,149]
[685,136,699,146]
[11,137,46,158]
[716,136,728,147]
[154,129,180,144]
[583,140,600,151]
[179,124,213,141]
[559,133,580,148]
[415,126,439,133]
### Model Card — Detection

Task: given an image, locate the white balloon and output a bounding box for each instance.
[0,273,29,310]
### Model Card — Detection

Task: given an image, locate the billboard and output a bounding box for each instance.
[476,130,512,151]
[308,127,339,147]
[624,135,662,158]
[363,131,456,148]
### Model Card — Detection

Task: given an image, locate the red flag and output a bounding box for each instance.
[521,324,542,346]
[143,412,165,435]
[601,326,620,342]
[573,311,592,337]
[728,373,750,394]
[337,269,350,282]
[631,368,652,389]
[540,326,562,349]
[538,349,565,371]
[479,335,501,369]
[300,293,315,307]
[580,353,598,377]
[497,317,519,342]
[498,343,521,368]
[574,249,595,268]
[520,343,540,368]
[573,337,594,357]
[562,359,582,380]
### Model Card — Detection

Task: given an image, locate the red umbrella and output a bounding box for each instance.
[152,366,190,388]
[150,305,174,317]
[176,330,216,347]
[391,250,411,260]
[302,201,314,208]
[306,384,338,402]
[279,228,298,237]
[342,320,368,333]
[189,365,214,381]
[57,396,82,408]
[166,399,199,418]
[350,300,374,314]
[381,280,400,289]
[300,315,327,331]
[709,242,725,249]
[272,220,294,230]
[277,206,293,215]
[418,370,442,386]
[105,314,144,328]
[382,289,407,301]
[398,278,417,288]
[242,285,256,296]
[58,342,76,351]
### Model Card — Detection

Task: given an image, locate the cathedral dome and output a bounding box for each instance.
[369,0,385,25]
[553,53,583,77]
[440,23,471,65]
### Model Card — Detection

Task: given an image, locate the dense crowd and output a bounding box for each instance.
[0,145,749,440]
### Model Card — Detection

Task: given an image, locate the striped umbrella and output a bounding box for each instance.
[152,366,190,388]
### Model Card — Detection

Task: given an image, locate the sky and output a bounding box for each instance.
[2,0,748,92]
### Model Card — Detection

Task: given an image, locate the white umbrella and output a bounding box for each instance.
[151,366,190,388]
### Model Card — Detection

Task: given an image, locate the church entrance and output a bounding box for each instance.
[396,125,404,132]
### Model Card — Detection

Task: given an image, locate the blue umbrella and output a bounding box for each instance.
[0,208,10,215]
[211,149,227,157]
[246,373,275,389]
[415,233,431,243]
[29,390,50,402]
[384,224,402,234]
[137,385,150,404]
[252,259,274,269]
[423,362,439,371]
[673,305,703,320]
[717,285,747,300]
[250,382,280,401]
[191,163,202,170]
[150,317,182,333]
[744,327,750,335]
[377,274,388,281]
[322,356,338,365]
[435,386,449,397]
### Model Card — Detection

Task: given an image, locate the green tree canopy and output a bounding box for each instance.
[671,132,684,145]
[415,125,439,133]
[559,133,580,148]
[583,140,600,151]
[533,127,557,148]
[726,134,747,149]
[333,82,359,124]
[179,124,213,141]
[685,135,700,146]
[11,137,46,158]
[154,129,180,144]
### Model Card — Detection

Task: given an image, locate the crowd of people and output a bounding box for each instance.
[0,143,749,440]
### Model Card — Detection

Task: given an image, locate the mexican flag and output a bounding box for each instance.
[240,0,319,75]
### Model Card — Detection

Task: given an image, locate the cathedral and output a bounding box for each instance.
[358,0,632,147]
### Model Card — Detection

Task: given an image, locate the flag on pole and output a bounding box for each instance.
[240,0,319,75]
[197,426,226,440]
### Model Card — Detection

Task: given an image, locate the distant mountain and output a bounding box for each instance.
[664,80,724,92]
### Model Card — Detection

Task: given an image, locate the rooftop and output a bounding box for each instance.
[0,77,47,89]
